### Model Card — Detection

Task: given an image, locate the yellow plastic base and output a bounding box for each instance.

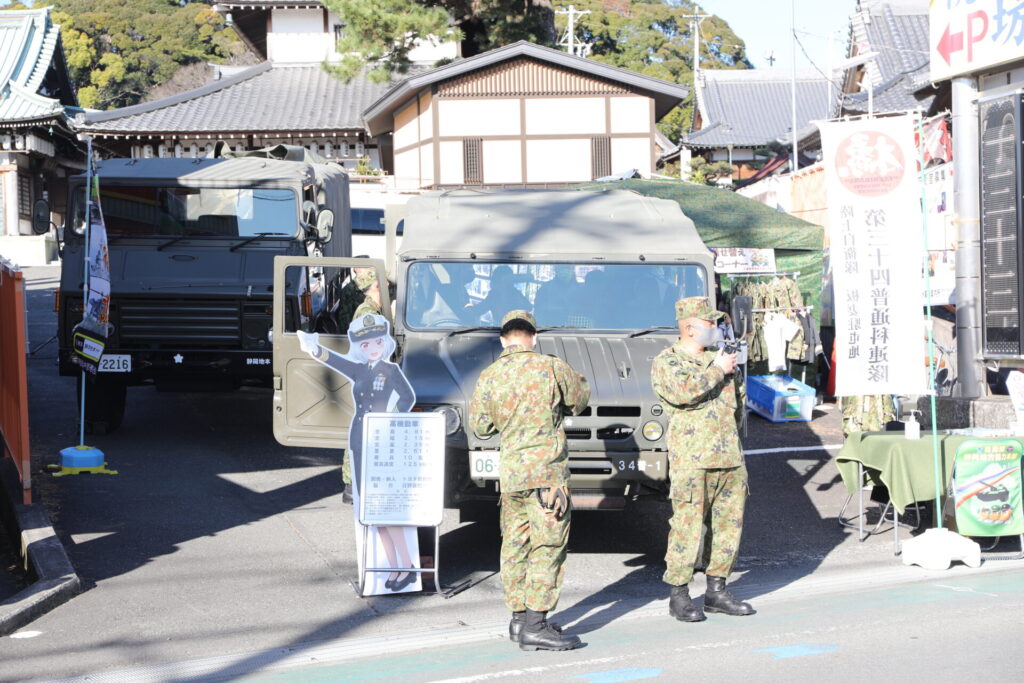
[50,463,118,477]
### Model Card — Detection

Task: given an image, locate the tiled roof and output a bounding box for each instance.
[0,8,71,123]
[79,63,400,134]
[842,0,933,115]
[681,69,835,149]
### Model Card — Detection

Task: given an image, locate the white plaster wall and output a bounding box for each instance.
[394,100,420,150]
[610,137,653,177]
[526,139,591,183]
[482,140,522,184]
[268,8,331,63]
[394,148,421,186]
[418,91,434,141]
[438,141,463,185]
[420,142,435,187]
[609,96,651,134]
[437,100,520,137]
[525,98,605,135]
[1,170,18,237]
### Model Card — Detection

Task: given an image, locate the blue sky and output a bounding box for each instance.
[700,0,860,72]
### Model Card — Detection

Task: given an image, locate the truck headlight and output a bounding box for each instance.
[641,420,663,441]
[433,405,461,435]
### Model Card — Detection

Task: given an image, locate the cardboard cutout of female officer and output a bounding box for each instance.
[297,314,420,593]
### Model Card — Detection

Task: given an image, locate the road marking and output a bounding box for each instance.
[753,643,838,659]
[571,668,662,682]
[933,583,999,598]
[743,445,843,455]
[9,630,42,639]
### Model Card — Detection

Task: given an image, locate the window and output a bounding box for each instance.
[463,138,483,184]
[591,136,611,179]
[17,172,31,217]
[333,24,345,44]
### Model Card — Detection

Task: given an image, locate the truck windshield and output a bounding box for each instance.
[405,261,708,330]
[70,185,298,238]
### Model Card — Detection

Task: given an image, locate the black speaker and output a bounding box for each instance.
[980,92,1024,357]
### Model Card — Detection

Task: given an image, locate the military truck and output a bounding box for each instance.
[51,146,350,433]
[272,188,713,510]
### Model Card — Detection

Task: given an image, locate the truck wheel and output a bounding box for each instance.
[76,375,128,435]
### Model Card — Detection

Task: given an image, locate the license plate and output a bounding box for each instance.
[469,450,500,480]
[98,354,131,373]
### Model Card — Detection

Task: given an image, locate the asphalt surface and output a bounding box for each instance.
[3,265,1021,682]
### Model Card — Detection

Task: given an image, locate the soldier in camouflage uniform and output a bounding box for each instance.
[469,310,590,651]
[650,296,756,622]
[352,269,382,318]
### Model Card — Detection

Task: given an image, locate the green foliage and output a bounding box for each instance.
[563,1,751,145]
[687,157,734,185]
[323,0,555,82]
[50,1,247,109]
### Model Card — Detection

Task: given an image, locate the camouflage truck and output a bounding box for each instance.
[51,146,351,433]
[272,188,714,510]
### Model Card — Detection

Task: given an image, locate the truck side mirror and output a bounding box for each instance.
[731,295,752,338]
[31,199,51,235]
[316,209,334,243]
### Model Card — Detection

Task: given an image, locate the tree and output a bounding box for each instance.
[687,156,734,185]
[49,1,249,109]
[562,1,751,144]
[323,0,556,82]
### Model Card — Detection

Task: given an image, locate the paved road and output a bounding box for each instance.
[5,265,1019,682]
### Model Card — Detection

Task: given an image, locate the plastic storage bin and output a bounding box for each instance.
[746,375,815,423]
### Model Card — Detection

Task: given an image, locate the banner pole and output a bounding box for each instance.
[78,136,93,447]
[917,114,942,528]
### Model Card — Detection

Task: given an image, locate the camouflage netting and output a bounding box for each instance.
[574,179,825,321]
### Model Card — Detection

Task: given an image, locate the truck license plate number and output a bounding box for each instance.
[470,450,500,480]
[98,354,131,373]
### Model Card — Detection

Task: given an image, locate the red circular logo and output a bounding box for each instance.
[834,131,905,197]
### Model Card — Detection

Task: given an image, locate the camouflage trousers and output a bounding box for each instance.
[499,489,571,612]
[663,466,748,586]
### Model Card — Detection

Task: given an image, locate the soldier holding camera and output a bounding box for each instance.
[650,296,755,622]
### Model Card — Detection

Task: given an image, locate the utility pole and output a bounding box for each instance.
[684,11,710,81]
[790,0,798,172]
[556,5,591,56]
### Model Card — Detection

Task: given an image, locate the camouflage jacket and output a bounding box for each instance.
[469,345,590,492]
[352,297,382,320]
[651,342,744,472]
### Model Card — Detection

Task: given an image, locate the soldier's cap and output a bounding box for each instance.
[354,269,377,292]
[501,309,537,328]
[675,296,725,322]
[348,313,388,341]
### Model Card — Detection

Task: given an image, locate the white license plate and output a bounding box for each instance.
[469,450,500,480]
[98,354,131,373]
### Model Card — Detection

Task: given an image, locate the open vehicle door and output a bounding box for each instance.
[272,256,390,448]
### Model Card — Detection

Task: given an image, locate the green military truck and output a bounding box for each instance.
[51,146,350,433]
[272,188,714,510]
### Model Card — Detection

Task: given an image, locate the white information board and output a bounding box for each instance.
[358,412,445,527]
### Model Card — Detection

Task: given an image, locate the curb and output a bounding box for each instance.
[0,460,81,636]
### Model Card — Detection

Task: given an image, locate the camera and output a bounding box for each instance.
[721,339,743,355]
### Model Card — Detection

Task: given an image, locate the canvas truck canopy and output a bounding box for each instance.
[398,188,712,260]
[577,179,825,317]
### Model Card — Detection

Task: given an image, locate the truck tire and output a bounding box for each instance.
[76,374,128,435]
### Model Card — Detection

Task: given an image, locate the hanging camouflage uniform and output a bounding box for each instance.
[469,310,590,613]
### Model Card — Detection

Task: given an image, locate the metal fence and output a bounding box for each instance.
[0,256,31,504]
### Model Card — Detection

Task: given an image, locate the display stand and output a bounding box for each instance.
[357,412,448,596]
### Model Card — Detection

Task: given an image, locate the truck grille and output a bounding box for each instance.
[116,298,242,348]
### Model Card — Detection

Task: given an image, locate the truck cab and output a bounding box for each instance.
[56,147,350,433]
[272,188,713,510]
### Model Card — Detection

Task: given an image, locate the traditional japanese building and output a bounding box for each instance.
[364,41,689,188]
[0,7,81,264]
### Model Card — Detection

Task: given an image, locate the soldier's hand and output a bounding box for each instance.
[538,485,571,519]
[714,350,738,375]
[297,330,321,355]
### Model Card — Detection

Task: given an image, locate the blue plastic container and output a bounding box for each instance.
[59,445,105,468]
[746,375,815,423]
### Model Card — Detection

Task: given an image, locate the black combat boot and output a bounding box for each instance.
[519,609,581,651]
[668,584,705,622]
[509,611,563,642]
[704,576,755,616]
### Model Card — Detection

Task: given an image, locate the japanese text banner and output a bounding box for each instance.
[820,114,927,396]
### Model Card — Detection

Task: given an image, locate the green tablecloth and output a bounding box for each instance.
[835,432,1021,515]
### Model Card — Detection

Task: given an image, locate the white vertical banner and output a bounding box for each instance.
[820,114,927,396]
